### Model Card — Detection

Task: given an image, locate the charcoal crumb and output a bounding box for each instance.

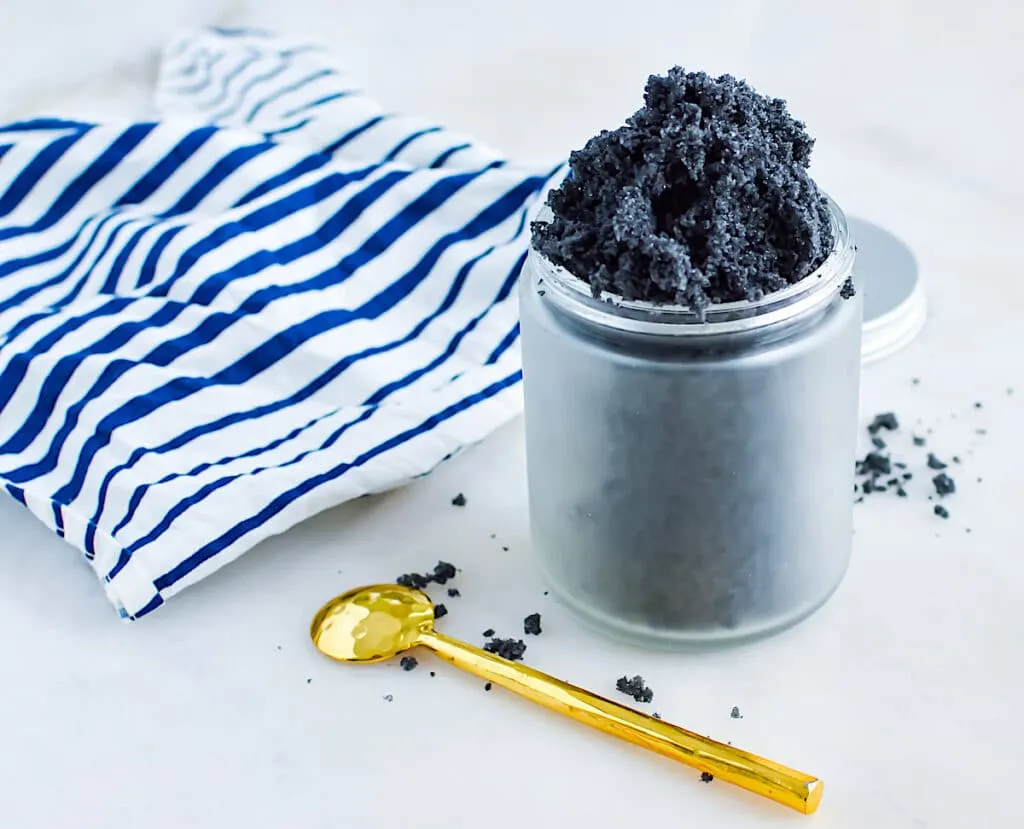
[396,572,430,589]
[975,401,983,409]
[501,545,509,552]
[886,477,900,487]
[447,588,460,598]
[400,656,418,672]
[903,472,913,480]
[895,462,908,469]
[896,487,908,497]
[276,645,282,651]
[700,772,715,783]
[616,675,654,703]
[868,412,899,434]
[871,436,887,450]
[432,561,457,583]
[912,378,920,385]
[451,493,467,507]
[953,456,961,464]
[523,613,542,636]
[484,682,493,692]
[484,637,527,661]
[913,435,926,446]
[858,452,891,475]
[976,428,988,436]
[653,712,662,720]
[839,277,856,300]
[933,473,956,496]
[429,671,436,677]
[434,603,448,619]
[532,68,833,314]
[383,694,393,702]
[927,453,947,470]
[543,591,549,596]
[730,706,742,719]
[306,678,312,684]
[934,504,950,519]
[482,628,495,638]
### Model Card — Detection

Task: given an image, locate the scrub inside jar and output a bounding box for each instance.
[531,67,852,316]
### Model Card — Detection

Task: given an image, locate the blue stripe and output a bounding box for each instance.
[382,127,442,162]
[0,145,11,164]
[197,47,260,110]
[278,90,354,121]
[52,501,65,537]
[5,484,25,505]
[233,152,333,207]
[486,322,520,364]
[265,118,310,139]
[429,143,470,168]
[152,368,522,590]
[209,55,290,122]
[100,223,151,293]
[0,212,120,314]
[129,593,163,619]
[153,163,381,301]
[0,118,91,134]
[244,68,335,123]
[158,140,276,217]
[170,51,225,96]
[116,127,218,206]
[0,123,154,242]
[135,225,186,287]
[322,115,388,155]
[0,126,91,220]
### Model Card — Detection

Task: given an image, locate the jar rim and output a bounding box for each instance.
[529,194,855,336]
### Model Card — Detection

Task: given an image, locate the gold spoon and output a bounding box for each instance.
[310,584,823,815]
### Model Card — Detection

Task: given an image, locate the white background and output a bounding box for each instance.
[1,2,1023,827]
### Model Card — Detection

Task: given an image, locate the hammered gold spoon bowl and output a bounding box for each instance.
[311,584,822,815]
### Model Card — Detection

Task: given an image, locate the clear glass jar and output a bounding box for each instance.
[520,197,860,648]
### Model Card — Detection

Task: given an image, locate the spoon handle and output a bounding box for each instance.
[418,631,821,814]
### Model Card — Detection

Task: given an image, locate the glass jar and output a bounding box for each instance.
[520,197,860,648]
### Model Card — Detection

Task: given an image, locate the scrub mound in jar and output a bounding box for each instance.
[532,67,843,314]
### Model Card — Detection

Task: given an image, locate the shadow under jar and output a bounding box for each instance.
[520,197,861,649]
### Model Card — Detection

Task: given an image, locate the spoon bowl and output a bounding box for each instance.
[310,584,434,663]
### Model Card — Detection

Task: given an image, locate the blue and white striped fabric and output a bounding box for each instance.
[0,27,563,619]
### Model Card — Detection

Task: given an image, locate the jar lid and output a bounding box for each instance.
[850,217,926,364]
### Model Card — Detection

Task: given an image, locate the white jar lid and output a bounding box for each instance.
[849,217,926,364]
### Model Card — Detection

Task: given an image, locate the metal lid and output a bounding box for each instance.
[850,217,927,364]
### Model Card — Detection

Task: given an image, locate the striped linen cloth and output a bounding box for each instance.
[0,27,564,619]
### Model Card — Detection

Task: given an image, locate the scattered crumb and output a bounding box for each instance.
[616,675,654,703]
[730,706,742,719]
[952,456,961,464]
[434,603,448,619]
[653,712,662,720]
[383,694,393,702]
[502,546,509,552]
[976,429,988,436]
[868,412,899,434]
[484,637,527,661]
[482,628,495,638]
[975,402,982,409]
[927,453,947,470]
[524,613,542,635]
[451,493,467,507]
[913,435,926,446]
[429,671,436,677]
[700,772,714,783]
[543,591,549,596]
[871,436,886,450]
[484,682,493,692]
[447,588,460,598]
[933,473,956,496]
[276,645,282,651]
[306,678,312,684]
[397,560,458,589]
[934,505,950,519]
[400,656,418,671]
[912,378,920,385]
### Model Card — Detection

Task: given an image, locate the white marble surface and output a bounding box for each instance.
[2,2,1023,827]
